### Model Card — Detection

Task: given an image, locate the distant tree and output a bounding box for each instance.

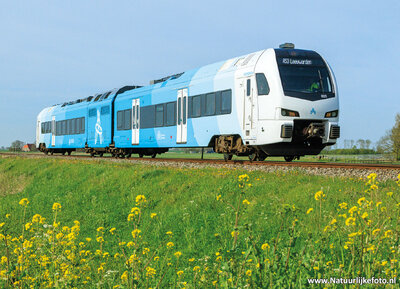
[376,113,400,160]
[9,140,25,152]
[350,140,355,149]
[356,139,366,149]
[0,146,5,150]
[365,139,372,149]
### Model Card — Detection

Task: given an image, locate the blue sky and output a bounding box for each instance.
[0,0,399,148]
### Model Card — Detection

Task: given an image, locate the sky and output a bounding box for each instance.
[0,0,399,148]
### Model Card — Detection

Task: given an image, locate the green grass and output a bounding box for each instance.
[0,157,399,288]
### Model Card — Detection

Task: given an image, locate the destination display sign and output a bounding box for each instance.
[278,57,325,66]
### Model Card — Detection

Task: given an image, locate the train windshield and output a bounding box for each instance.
[275,49,335,101]
[279,66,332,94]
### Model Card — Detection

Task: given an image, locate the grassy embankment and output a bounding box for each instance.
[0,157,399,288]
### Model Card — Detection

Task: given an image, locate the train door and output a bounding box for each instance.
[131,99,140,145]
[51,116,56,147]
[36,120,40,146]
[243,77,257,140]
[176,88,188,144]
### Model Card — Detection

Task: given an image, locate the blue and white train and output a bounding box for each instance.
[36,43,340,161]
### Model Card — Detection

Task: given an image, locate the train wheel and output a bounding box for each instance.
[90,152,95,157]
[151,153,157,158]
[44,150,48,155]
[139,154,144,158]
[284,156,295,162]
[258,154,267,161]
[61,151,65,155]
[67,151,71,156]
[248,153,257,162]
[223,153,233,161]
[50,151,54,155]
[99,153,104,157]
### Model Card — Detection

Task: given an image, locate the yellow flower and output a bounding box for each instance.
[96,236,104,243]
[242,199,250,205]
[339,202,348,209]
[166,231,173,236]
[357,197,366,206]
[330,218,337,225]
[174,251,182,258]
[366,245,376,252]
[238,174,250,182]
[245,270,252,276]
[131,207,140,215]
[109,228,116,235]
[384,230,393,238]
[313,266,319,271]
[348,206,358,215]
[372,229,380,236]
[314,191,325,201]
[177,270,184,277]
[306,208,313,214]
[189,258,195,262]
[231,231,239,238]
[361,212,368,219]
[25,222,32,231]
[348,231,361,238]
[261,243,270,250]
[131,229,141,239]
[150,213,157,219]
[96,227,104,232]
[145,267,156,277]
[167,242,174,248]
[135,195,147,205]
[216,194,222,201]
[121,271,128,282]
[345,217,356,226]
[387,192,393,197]
[86,238,92,242]
[52,202,61,211]
[193,266,200,272]
[19,198,29,207]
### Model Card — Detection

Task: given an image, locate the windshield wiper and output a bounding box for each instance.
[318,70,325,92]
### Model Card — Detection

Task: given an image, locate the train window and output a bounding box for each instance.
[165,102,175,126]
[103,92,112,100]
[140,106,155,129]
[221,90,232,114]
[80,117,85,134]
[205,93,216,116]
[67,119,72,135]
[101,106,110,115]
[56,122,60,136]
[192,95,201,117]
[41,123,44,134]
[117,111,123,130]
[47,122,51,134]
[89,109,96,118]
[63,120,67,135]
[124,109,131,130]
[178,100,182,124]
[76,118,80,134]
[183,97,187,124]
[246,79,251,96]
[155,104,164,127]
[256,73,270,95]
[94,94,102,102]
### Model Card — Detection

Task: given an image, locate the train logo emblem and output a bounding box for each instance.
[95,109,104,145]
[310,108,316,115]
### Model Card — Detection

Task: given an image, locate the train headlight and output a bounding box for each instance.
[281,108,299,117]
[325,110,338,118]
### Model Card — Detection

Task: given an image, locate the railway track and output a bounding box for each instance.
[2,152,400,171]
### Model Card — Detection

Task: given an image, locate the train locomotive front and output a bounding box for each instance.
[228,44,340,161]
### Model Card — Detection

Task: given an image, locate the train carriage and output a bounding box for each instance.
[36,44,340,161]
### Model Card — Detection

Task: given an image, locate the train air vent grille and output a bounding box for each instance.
[281,124,293,138]
[329,126,340,139]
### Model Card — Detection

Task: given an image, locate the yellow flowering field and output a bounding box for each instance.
[0,158,399,288]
